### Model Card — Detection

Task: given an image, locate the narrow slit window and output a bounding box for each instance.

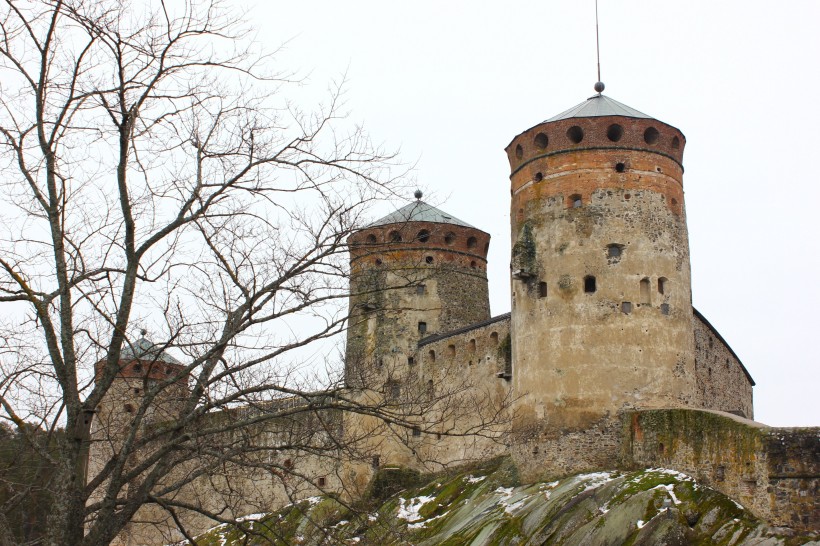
[428,350,436,362]
[447,344,455,357]
[658,277,668,295]
[418,322,427,334]
[407,356,414,366]
[538,281,547,298]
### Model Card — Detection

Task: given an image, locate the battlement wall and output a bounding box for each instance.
[692,309,755,420]
[626,408,819,532]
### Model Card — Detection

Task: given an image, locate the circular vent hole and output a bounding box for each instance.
[534,172,543,182]
[606,124,624,142]
[566,126,584,144]
[615,162,625,173]
[644,127,660,145]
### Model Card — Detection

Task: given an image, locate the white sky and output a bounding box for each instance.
[245,0,820,427]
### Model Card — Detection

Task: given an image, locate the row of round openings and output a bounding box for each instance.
[518,124,681,155]
[366,231,479,248]
[373,256,482,268]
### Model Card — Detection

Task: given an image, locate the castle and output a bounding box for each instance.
[89,86,819,544]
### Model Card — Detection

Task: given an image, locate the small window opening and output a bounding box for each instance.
[388,230,402,242]
[417,230,430,242]
[416,284,426,295]
[658,442,665,455]
[534,172,543,182]
[407,356,414,366]
[284,459,293,469]
[658,277,668,295]
[469,339,476,352]
[470,260,477,269]
[467,236,477,249]
[468,360,473,366]
[447,344,455,357]
[615,162,626,173]
[412,427,421,437]
[418,322,427,334]
[606,123,624,142]
[621,301,633,314]
[376,358,383,368]
[660,303,670,315]
[427,379,434,399]
[538,281,547,298]
[428,350,436,362]
[389,382,401,399]
[534,132,549,149]
[124,404,134,414]
[607,244,622,258]
[624,193,631,200]
[567,125,584,144]
[671,136,680,149]
[374,258,383,266]
[371,456,380,469]
[640,277,651,304]
[317,477,326,487]
[425,256,434,264]
[515,144,523,159]
[569,194,582,208]
[132,363,142,373]
[444,232,456,245]
[643,126,660,145]
[366,234,377,244]
[436,433,442,440]
[490,332,499,346]
[134,388,140,394]
[584,275,597,293]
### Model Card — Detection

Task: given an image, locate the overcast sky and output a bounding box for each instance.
[245,0,820,427]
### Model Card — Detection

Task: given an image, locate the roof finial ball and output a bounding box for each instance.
[140,328,148,337]
[594,81,605,94]
[414,189,423,200]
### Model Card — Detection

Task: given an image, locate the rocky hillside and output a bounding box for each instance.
[184,459,817,545]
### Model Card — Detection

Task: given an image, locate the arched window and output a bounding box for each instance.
[640,277,651,304]
[417,230,430,242]
[467,236,477,249]
[388,230,402,242]
[658,277,668,295]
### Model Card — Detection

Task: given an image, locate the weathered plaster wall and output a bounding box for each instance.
[693,309,755,419]
[507,116,697,434]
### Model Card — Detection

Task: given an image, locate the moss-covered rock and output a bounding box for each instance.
[179,462,818,546]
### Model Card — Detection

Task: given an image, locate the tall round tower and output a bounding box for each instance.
[506,90,696,435]
[345,194,491,390]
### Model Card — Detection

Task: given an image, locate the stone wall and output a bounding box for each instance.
[692,309,755,419]
[625,408,819,532]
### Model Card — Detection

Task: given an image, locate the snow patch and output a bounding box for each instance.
[235,512,267,522]
[637,519,645,529]
[651,483,681,505]
[397,495,435,524]
[466,475,487,484]
[494,486,514,498]
[578,471,615,493]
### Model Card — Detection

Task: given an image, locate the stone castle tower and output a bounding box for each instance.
[505,92,697,434]
[345,199,491,391]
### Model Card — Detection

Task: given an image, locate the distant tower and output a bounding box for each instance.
[89,335,188,468]
[505,91,696,434]
[345,194,491,391]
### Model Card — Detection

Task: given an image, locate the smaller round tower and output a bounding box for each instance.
[90,336,188,453]
[345,193,491,391]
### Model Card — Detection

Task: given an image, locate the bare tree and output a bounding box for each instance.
[0,1,512,544]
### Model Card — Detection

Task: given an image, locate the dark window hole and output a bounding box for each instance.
[534,172,543,182]
[615,162,625,173]
[538,282,547,298]
[417,230,430,242]
[534,132,549,149]
[644,126,660,145]
[584,275,597,293]
[425,256,434,264]
[567,125,584,144]
[607,124,624,142]
[515,144,523,159]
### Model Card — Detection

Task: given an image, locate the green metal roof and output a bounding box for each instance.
[367,200,476,229]
[121,337,181,365]
[545,94,652,122]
